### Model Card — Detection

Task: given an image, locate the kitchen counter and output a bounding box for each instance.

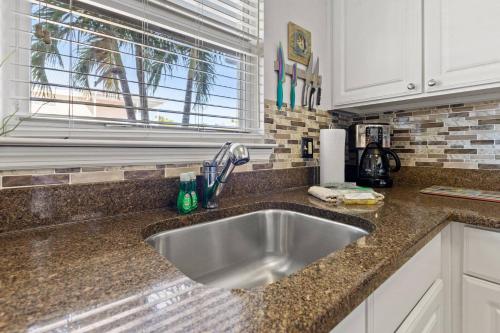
[1,185,499,333]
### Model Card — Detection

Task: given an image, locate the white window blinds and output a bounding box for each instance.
[4,0,263,140]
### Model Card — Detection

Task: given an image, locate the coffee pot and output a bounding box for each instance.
[357,142,401,188]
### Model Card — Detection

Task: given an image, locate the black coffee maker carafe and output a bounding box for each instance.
[357,142,401,188]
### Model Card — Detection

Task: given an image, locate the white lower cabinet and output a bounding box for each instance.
[463,226,500,285]
[462,275,500,333]
[330,224,500,333]
[395,279,445,333]
[372,233,441,333]
[462,226,500,333]
[330,232,443,333]
[329,301,367,333]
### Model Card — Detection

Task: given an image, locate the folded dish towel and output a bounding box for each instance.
[308,186,339,203]
[308,186,384,205]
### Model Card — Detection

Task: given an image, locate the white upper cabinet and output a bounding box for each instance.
[333,0,500,110]
[425,0,500,92]
[333,0,422,105]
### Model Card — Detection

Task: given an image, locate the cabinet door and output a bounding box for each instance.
[373,233,441,333]
[395,279,445,333]
[329,301,366,333]
[333,0,422,105]
[463,226,500,285]
[463,275,500,333]
[425,0,500,92]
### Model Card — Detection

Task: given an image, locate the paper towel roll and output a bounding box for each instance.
[320,129,346,185]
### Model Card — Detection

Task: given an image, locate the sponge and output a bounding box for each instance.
[343,192,382,205]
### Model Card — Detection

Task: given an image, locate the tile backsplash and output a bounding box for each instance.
[1,98,499,190]
[0,100,332,189]
[346,100,500,170]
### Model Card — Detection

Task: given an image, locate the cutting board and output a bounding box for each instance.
[421,185,500,203]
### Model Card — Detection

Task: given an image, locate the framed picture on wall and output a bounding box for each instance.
[287,22,311,65]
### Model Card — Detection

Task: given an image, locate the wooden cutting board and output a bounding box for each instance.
[421,185,500,203]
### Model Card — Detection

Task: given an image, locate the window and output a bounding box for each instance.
[4,0,263,141]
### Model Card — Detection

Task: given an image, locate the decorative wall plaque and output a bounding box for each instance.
[287,22,311,65]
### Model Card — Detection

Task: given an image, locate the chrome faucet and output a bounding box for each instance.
[202,142,250,209]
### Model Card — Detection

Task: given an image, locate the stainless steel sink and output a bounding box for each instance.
[146,209,369,289]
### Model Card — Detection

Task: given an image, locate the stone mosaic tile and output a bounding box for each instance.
[0,101,330,189]
[70,171,124,184]
[2,174,69,188]
[1,99,498,189]
[345,100,500,170]
[124,170,164,180]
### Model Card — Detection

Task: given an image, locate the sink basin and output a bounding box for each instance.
[146,209,369,289]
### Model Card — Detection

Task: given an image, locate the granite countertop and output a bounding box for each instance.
[1,185,499,333]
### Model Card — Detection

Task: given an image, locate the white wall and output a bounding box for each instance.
[264,0,332,109]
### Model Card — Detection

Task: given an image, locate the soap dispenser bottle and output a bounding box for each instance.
[188,172,198,211]
[177,173,192,214]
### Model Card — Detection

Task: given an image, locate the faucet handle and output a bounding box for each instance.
[211,142,232,166]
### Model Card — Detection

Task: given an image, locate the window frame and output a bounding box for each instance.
[5,0,265,144]
[0,0,271,170]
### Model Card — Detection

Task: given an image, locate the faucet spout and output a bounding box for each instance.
[202,142,250,209]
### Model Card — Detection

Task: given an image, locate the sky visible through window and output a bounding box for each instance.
[30,1,251,130]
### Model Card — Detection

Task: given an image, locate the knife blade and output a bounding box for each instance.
[316,60,322,106]
[301,52,314,107]
[308,57,319,111]
[290,63,297,111]
[276,42,285,110]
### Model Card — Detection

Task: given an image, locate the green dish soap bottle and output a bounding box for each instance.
[188,172,198,211]
[177,173,192,214]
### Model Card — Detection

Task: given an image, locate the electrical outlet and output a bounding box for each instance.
[301,137,313,158]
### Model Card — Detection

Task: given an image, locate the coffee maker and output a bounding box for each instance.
[347,124,401,187]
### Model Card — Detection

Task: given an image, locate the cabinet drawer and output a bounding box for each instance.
[464,227,500,284]
[395,279,444,333]
[373,233,441,333]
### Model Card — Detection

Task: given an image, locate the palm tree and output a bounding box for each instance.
[31,5,141,120]
[30,1,217,126]
[31,3,178,122]
[181,47,217,126]
[141,36,178,121]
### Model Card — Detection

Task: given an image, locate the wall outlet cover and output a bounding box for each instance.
[301,137,314,158]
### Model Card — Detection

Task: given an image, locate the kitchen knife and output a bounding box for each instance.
[301,53,314,107]
[308,57,319,111]
[276,42,285,110]
[316,62,322,106]
[290,63,297,111]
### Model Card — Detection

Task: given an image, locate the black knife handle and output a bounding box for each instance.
[316,87,322,106]
[308,87,316,111]
[302,84,309,106]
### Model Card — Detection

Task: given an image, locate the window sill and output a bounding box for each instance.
[0,137,277,170]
